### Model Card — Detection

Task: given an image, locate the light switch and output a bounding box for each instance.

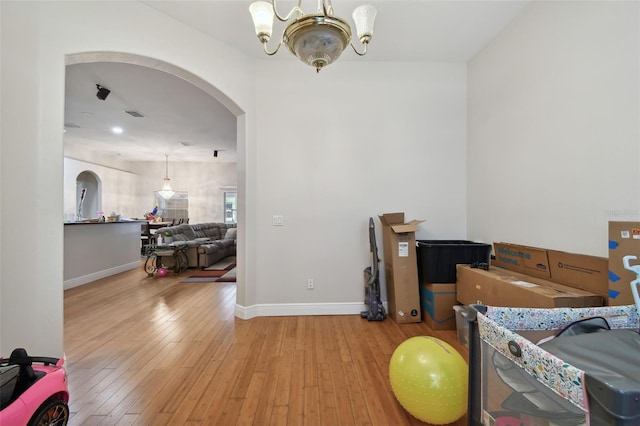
[273,215,284,226]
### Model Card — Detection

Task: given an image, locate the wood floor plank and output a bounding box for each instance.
[268,405,288,426]
[65,261,469,426]
[250,357,279,425]
[286,349,306,426]
[235,371,267,426]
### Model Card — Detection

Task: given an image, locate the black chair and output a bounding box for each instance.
[141,223,154,255]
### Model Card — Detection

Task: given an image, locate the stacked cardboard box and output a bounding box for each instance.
[415,241,491,330]
[456,264,603,308]
[458,242,607,308]
[420,283,458,330]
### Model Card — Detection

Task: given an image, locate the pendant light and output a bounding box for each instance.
[158,154,175,199]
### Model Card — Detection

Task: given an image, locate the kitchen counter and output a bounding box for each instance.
[64,220,145,289]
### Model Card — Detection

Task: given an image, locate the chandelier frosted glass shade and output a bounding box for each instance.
[249,0,377,72]
[352,4,376,43]
[249,2,275,43]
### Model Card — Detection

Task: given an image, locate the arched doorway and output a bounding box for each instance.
[75,170,101,220]
[64,51,246,304]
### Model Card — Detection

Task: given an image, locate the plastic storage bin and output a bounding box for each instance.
[416,240,492,283]
[453,305,470,348]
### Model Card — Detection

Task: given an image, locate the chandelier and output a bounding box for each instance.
[249,0,377,73]
[158,154,175,200]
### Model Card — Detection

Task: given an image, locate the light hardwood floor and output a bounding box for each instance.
[64,263,469,425]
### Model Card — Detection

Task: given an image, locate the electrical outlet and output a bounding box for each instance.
[307,278,314,289]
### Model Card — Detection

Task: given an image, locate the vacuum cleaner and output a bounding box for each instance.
[361,217,387,321]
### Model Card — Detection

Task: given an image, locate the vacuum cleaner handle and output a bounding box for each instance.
[369,217,379,285]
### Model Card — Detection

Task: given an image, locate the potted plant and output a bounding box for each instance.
[163,231,174,244]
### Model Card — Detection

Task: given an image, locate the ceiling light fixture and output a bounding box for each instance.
[158,154,175,200]
[249,0,377,73]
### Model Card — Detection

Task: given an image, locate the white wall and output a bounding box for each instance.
[64,157,138,220]
[467,1,640,257]
[129,160,237,224]
[249,60,468,312]
[0,1,254,356]
[64,155,237,224]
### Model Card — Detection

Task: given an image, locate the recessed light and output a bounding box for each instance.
[112,126,123,134]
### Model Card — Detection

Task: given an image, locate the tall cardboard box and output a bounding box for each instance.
[608,221,640,305]
[379,213,424,323]
[420,283,457,330]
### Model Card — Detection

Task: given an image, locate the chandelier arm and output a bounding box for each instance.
[262,39,284,56]
[350,42,369,57]
[272,0,303,22]
[324,0,334,15]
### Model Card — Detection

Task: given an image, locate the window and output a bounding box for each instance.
[224,192,237,224]
[154,191,189,222]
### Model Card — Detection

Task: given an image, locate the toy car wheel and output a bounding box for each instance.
[28,399,69,426]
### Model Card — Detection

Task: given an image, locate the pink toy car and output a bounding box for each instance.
[0,348,70,425]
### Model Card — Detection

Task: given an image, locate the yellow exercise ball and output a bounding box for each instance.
[389,336,468,425]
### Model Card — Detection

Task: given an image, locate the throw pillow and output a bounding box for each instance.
[224,228,237,240]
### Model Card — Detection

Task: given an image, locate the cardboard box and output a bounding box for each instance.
[492,242,551,279]
[547,250,609,299]
[493,242,609,299]
[420,283,457,330]
[608,221,640,306]
[379,213,424,323]
[456,264,603,308]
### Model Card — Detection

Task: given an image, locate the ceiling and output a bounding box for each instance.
[63,0,529,163]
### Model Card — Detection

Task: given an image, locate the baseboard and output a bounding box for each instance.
[234,301,389,320]
[64,261,141,290]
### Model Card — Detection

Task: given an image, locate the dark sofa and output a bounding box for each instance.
[155,222,236,268]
